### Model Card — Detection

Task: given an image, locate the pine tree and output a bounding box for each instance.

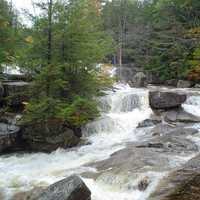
[22,0,113,128]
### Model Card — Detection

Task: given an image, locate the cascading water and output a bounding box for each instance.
[0,84,200,200]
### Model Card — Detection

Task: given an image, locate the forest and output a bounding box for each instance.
[1,1,200,200]
[1,0,200,127]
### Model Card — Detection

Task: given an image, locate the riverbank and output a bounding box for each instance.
[1,83,200,200]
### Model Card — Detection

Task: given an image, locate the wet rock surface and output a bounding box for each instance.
[149,154,200,200]
[12,187,45,200]
[149,91,186,110]
[92,127,199,175]
[22,120,80,152]
[0,113,22,153]
[0,82,4,101]
[137,118,161,128]
[35,175,91,200]
[164,109,200,123]
[131,72,147,88]
[177,80,193,88]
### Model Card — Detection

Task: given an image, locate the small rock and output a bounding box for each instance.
[131,72,147,88]
[194,84,200,88]
[22,120,81,152]
[165,79,178,87]
[137,119,161,128]
[177,80,193,88]
[146,72,164,85]
[138,176,150,191]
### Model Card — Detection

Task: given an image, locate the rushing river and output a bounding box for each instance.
[1,83,200,200]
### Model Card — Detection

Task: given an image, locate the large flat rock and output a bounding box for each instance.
[149,154,200,200]
[149,91,186,110]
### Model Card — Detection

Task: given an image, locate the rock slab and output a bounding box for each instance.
[149,154,200,200]
[149,91,186,110]
[36,175,91,200]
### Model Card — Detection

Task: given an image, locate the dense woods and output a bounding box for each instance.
[102,0,200,81]
[1,0,200,127]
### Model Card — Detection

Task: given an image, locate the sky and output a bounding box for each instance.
[12,0,34,13]
[10,0,40,25]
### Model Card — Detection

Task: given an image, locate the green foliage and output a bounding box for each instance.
[58,96,99,127]
[23,97,61,124]
[102,0,200,80]
[20,0,113,128]
[0,0,18,69]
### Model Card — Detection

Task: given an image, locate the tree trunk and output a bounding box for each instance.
[47,0,53,64]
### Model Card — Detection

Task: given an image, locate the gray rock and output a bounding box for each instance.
[131,72,147,88]
[149,154,200,200]
[137,134,198,153]
[138,176,150,191]
[165,79,178,87]
[177,80,193,88]
[194,84,200,88]
[149,91,186,110]
[0,123,21,153]
[146,72,164,85]
[137,119,161,128]
[36,175,91,200]
[22,121,80,152]
[0,82,4,99]
[93,145,173,174]
[93,127,198,175]
[164,109,200,123]
[151,124,176,136]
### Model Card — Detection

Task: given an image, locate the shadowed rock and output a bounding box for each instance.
[22,120,80,152]
[35,175,91,200]
[131,72,147,88]
[0,123,21,153]
[177,80,193,88]
[149,91,186,110]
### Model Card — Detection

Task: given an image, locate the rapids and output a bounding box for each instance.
[0,83,200,200]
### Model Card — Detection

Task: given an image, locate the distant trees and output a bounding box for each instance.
[102,0,200,81]
[0,0,19,70]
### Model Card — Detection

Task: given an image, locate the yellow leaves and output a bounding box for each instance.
[188,67,200,81]
[0,20,9,28]
[186,27,200,38]
[25,36,34,44]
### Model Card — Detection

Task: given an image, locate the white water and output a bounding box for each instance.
[0,84,200,200]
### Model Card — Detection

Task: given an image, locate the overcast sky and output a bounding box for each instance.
[12,0,34,12]
[10,0,40,25]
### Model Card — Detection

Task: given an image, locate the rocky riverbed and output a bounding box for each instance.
[1,83,200,200]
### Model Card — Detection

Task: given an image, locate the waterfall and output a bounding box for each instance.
[1,84,200,200]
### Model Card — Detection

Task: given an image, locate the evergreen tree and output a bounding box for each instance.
[22,0,113,128]
[0,0,18,70]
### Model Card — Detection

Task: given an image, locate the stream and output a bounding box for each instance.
[1,83,200,200]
